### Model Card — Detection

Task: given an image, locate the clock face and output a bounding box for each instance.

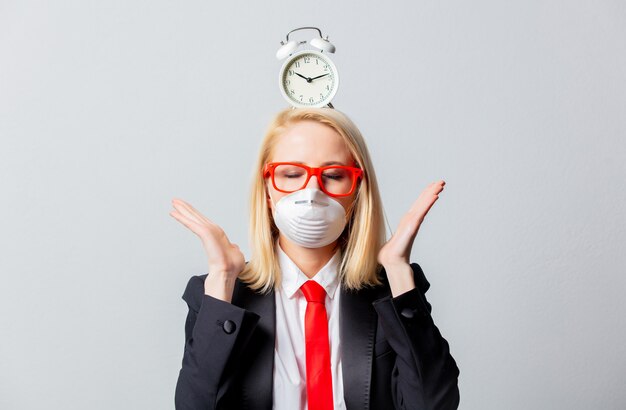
[279,51,339,107]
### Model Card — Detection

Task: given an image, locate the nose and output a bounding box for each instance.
[305,174,321,190]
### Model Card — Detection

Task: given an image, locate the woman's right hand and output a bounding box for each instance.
[169,198,244,302]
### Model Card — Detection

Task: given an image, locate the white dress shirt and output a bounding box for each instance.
[272,241,346,410]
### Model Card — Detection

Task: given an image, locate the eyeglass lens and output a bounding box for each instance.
[272,164,355,195]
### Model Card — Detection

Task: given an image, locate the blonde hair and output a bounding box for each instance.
[239,107,387,293]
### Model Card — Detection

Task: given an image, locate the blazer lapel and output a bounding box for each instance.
[233,278,379,410]
[340,284,378,410]
[234,282,276,410]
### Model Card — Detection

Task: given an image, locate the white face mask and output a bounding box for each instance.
[269,188,347,248]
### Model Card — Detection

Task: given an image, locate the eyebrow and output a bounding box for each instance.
[290,161,347,166]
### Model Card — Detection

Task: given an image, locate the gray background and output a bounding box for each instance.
[1,1,624,409]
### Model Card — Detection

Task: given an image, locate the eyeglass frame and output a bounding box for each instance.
[263,161,364,197]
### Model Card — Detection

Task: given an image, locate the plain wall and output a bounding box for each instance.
[1,1,625,409]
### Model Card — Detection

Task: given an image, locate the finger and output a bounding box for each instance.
[172,199,216,226]
[410,182,444,209]
[170,211,231,254]
[394,203,437,247]
[169,210,205,234]
[172,198,204,216]
[408,192,431,212]
[172,200,233,246]
[389,186,443,250]
[432,185,444,195]
[172,201,204,225]
[414,196,440,226]
[177,199,219,226]
[408,193,440,222]
[434,180,445,192]
[428,180,445,192]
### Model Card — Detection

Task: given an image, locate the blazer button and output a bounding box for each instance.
[223,320,236,334]
[400,308,416,319]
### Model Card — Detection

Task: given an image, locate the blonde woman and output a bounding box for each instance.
[170,107,460,410]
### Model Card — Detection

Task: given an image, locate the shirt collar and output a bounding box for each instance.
[276,239,342,300]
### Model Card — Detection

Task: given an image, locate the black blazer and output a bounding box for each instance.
[175,262,460,410]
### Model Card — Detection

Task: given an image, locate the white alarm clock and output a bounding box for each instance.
[276,27,339,108]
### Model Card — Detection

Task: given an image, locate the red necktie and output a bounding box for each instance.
[300,280,334,410]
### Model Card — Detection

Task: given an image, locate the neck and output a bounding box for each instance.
[278,235,340,279]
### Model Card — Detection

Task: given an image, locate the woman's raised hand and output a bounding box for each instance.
[377,180,445,297]
[378,180,445,267]
[169,198,244,302]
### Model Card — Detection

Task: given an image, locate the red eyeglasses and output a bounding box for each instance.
[264,162,364,197]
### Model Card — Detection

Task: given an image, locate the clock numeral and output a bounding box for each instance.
[295,61,300,68]
[326,84,330,91]
[309,97,315,103]
[304,57,311,63]
[316,59,319,65]
[288,70,293,76]
[290,89,294,94]
[299,94,303,101]
[320,93,324,99]
[286,79,290,85]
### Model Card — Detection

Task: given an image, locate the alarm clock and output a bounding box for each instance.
[276,27,339,108]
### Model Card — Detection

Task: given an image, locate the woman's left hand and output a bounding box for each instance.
[378,180,446,268]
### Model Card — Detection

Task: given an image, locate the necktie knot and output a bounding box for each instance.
[300,280,326,303]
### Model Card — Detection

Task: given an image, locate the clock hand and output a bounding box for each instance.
[294,72,313,82]
[310,73,330,81]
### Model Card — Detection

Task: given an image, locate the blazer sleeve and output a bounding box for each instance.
[372,263,460,410]
[174,274,261,410]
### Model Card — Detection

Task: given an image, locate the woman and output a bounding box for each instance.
[170,107,460,410]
